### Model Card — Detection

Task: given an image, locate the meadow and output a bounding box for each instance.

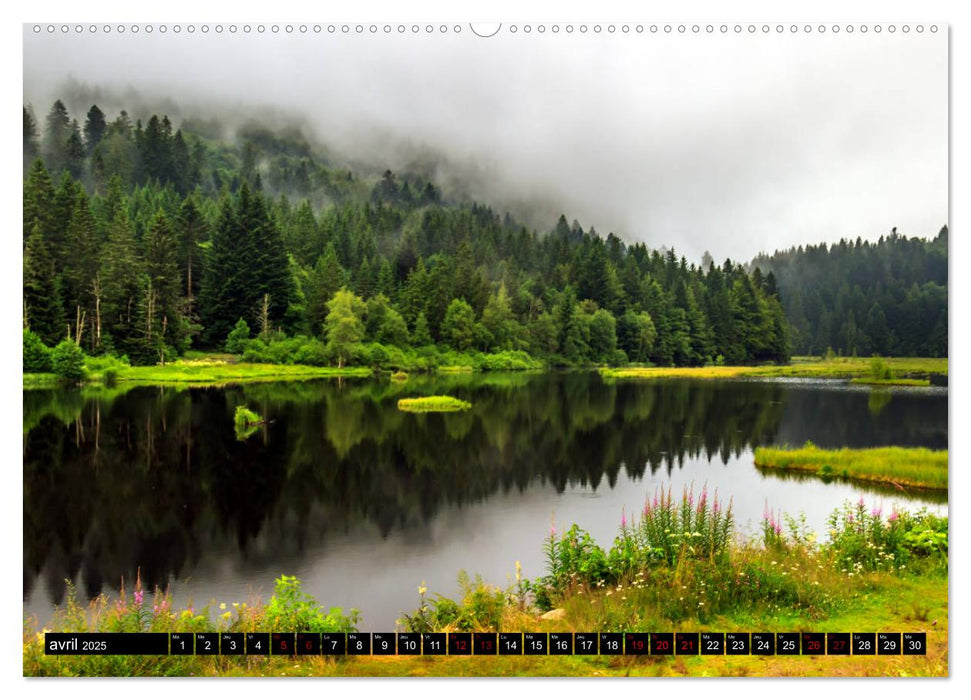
[24,488,947,677]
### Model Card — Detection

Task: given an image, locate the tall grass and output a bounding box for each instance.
[754,444,947,490]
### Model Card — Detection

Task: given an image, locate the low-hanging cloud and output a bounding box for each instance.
[23,26,947,263]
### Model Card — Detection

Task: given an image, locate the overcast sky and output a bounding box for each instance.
[22,24,947,263]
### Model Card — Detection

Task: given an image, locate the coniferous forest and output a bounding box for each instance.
[22,99,945,370]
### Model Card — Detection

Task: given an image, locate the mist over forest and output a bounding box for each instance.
[22,86,946,373]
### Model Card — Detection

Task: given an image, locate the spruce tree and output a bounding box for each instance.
[305,244,346,337]
[23,224,65,346]
[42,99,72,174]
[83,105,107,155]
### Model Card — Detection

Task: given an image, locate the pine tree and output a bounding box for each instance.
[65,120,86,180]
[199,196,253,345]
[23,159,55,245]
[243,183,292,327]
[61,190,100,349]
[23,107,40,173]
[411,311,433,346]
[42,99,72,174]
[100,205,143,357]
[176,197,209,325]
[305,244,345,337]
[23,224,65,346]
[481,282,517,350]
[141,210,187,358]
[83,105,107,155]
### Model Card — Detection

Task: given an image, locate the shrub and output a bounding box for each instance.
[400,572,506,633]
[825,499,947,572]
[869,356,894,380]
[262,575,358,633]
[84,354,130,386]
[51,340,87,384]
[224,318,251,354]
[23,329,53,373]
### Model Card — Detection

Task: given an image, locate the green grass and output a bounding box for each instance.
[600,357,947,381]
[118,361,372,384]
[850,378,931,387]
[233,405,263,440]
[25,518,947,677]
[397,396,472,413]
[23,373,59,388]
[23,494,947,677]
[754,445,947,490]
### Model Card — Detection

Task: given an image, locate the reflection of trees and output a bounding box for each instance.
[23,374,944,608]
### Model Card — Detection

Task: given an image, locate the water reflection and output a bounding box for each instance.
[23,373,946,626]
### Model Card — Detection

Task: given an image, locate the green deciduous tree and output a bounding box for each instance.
[325,288,366,367]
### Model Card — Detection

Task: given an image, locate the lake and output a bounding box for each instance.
[23,372,947,629]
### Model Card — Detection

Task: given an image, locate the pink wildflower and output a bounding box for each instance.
[858,497,866,508]
[871,507,882,519]
[134,590,143,606]
[621,507,627,529]
[774,523,782,535]
[888,511,900,523]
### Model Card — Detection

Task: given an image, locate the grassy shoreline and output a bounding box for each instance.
[25,355,947,390]
[24,491,948,677]
[850,378,931,387]
[754,446,947,491]
[600,357,947,381]
[23,360,373,389]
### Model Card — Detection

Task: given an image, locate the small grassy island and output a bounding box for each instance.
[754,444,948,491]
[397,396,472,413]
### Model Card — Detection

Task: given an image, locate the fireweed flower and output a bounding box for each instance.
[134,590,144,606]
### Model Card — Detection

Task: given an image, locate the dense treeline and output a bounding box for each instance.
[751,228,947,357]
[24,99,794,368]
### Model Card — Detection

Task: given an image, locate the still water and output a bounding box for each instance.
[23,372,947,628]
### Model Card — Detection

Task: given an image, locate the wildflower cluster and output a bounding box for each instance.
[826,499,947,573]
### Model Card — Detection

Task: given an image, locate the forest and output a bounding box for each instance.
[752,228,947,358]
[22,99,943,372]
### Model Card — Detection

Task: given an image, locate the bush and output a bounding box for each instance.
[869,356,894,380]
[825,499,947,572]
[225,318,251,354]
[84,353,130,386]
[51,340,87,384]
[400,572,506,633]
[23,329,53,373]
[262,575,358,633]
